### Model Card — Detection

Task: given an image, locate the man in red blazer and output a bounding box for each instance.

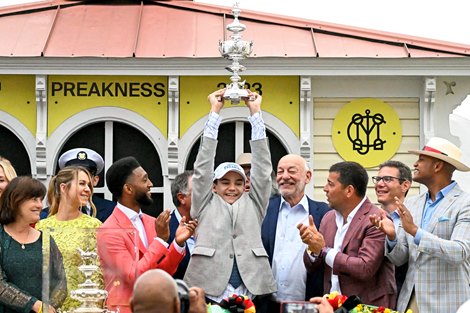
[299,161,396,308]
[97,156,197,313]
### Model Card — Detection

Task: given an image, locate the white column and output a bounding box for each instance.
[300,76,312,166]
[423,77,436,144]
[166,76,180,209]
[35,75,47,181]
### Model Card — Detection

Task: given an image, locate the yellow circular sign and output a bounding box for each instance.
[332,98,402,168]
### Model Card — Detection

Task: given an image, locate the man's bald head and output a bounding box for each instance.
[130,269,180,313]
[276,154,312,207]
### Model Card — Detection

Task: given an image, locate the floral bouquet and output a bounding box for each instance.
[207,294,255,313]
[324,292,412,313]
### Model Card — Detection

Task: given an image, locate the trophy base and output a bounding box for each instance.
[223,87,249,105]
[71,308,108,313]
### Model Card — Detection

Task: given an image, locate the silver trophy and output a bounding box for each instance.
[219,2,253,104]
[60,248,115,313]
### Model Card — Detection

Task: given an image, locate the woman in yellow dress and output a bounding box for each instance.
[36,166,103,311]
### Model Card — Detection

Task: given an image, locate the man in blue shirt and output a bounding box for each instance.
[372,160,412,299]
[371,137,470,313]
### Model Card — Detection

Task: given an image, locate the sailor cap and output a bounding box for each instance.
[58,148,105,175]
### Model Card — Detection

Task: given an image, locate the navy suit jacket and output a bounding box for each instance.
[261,195,330,300]
[91,195,116,222]
[167,211,191,279]
[40,194,115,223]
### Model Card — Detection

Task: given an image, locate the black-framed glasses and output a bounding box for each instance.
[372,176,404,184]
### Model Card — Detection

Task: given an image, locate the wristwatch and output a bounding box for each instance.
[306,246,330,258]
[306,246,319,258]
[320,247,331,259]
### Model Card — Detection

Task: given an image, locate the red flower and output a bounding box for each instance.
[326,293,348,310]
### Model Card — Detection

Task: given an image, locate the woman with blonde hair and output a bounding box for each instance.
[36,166,103,311]
[0,157,17,197]
[0,176,67,313]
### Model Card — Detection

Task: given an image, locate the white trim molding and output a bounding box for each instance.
[47,107,168,179]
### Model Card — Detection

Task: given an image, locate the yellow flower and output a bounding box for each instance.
[327,291,339,299]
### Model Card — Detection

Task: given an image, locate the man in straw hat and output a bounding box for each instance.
[371,137,470,313]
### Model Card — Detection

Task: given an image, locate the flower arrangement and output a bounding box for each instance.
[324,292,412,313]
[207,294,255,313]
[325,291,348,309]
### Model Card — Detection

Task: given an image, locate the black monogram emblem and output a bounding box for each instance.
[347,109,386,155]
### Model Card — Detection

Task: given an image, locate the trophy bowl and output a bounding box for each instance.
[219,40,253,59]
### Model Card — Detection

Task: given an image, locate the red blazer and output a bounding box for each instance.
[304,198,396,308]
[97,207,185,313]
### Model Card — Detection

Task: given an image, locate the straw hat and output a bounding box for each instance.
[236,153,252,166]
[409,137,470,172]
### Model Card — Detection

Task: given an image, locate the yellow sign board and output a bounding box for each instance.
[179,76,300,137]
[332,98,402,168]
[0,75,36,134]
[48,75,168,136]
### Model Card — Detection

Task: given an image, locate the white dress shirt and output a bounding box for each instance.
[117,202,149,248]
[175,209,195,254]
[272,195,310,301]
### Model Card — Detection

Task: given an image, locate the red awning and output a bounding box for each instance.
[0,0,468,58]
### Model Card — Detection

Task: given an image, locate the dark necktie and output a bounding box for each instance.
[228,258,243,289]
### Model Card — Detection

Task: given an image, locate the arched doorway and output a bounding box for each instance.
[0,124,31,176]
[49,107,167,218]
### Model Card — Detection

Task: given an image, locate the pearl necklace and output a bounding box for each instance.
[21,227,31,249]
[4,225,31,250]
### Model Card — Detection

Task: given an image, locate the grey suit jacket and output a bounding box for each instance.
[184,136,277,297]
[385,184,470,313]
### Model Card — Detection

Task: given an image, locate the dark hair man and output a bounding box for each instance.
[301,161,396,308]
[371,160,412,297]
[168,170,194,279]
[98,156,197,313]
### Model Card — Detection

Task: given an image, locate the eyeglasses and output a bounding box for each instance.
[372,176,405,184]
